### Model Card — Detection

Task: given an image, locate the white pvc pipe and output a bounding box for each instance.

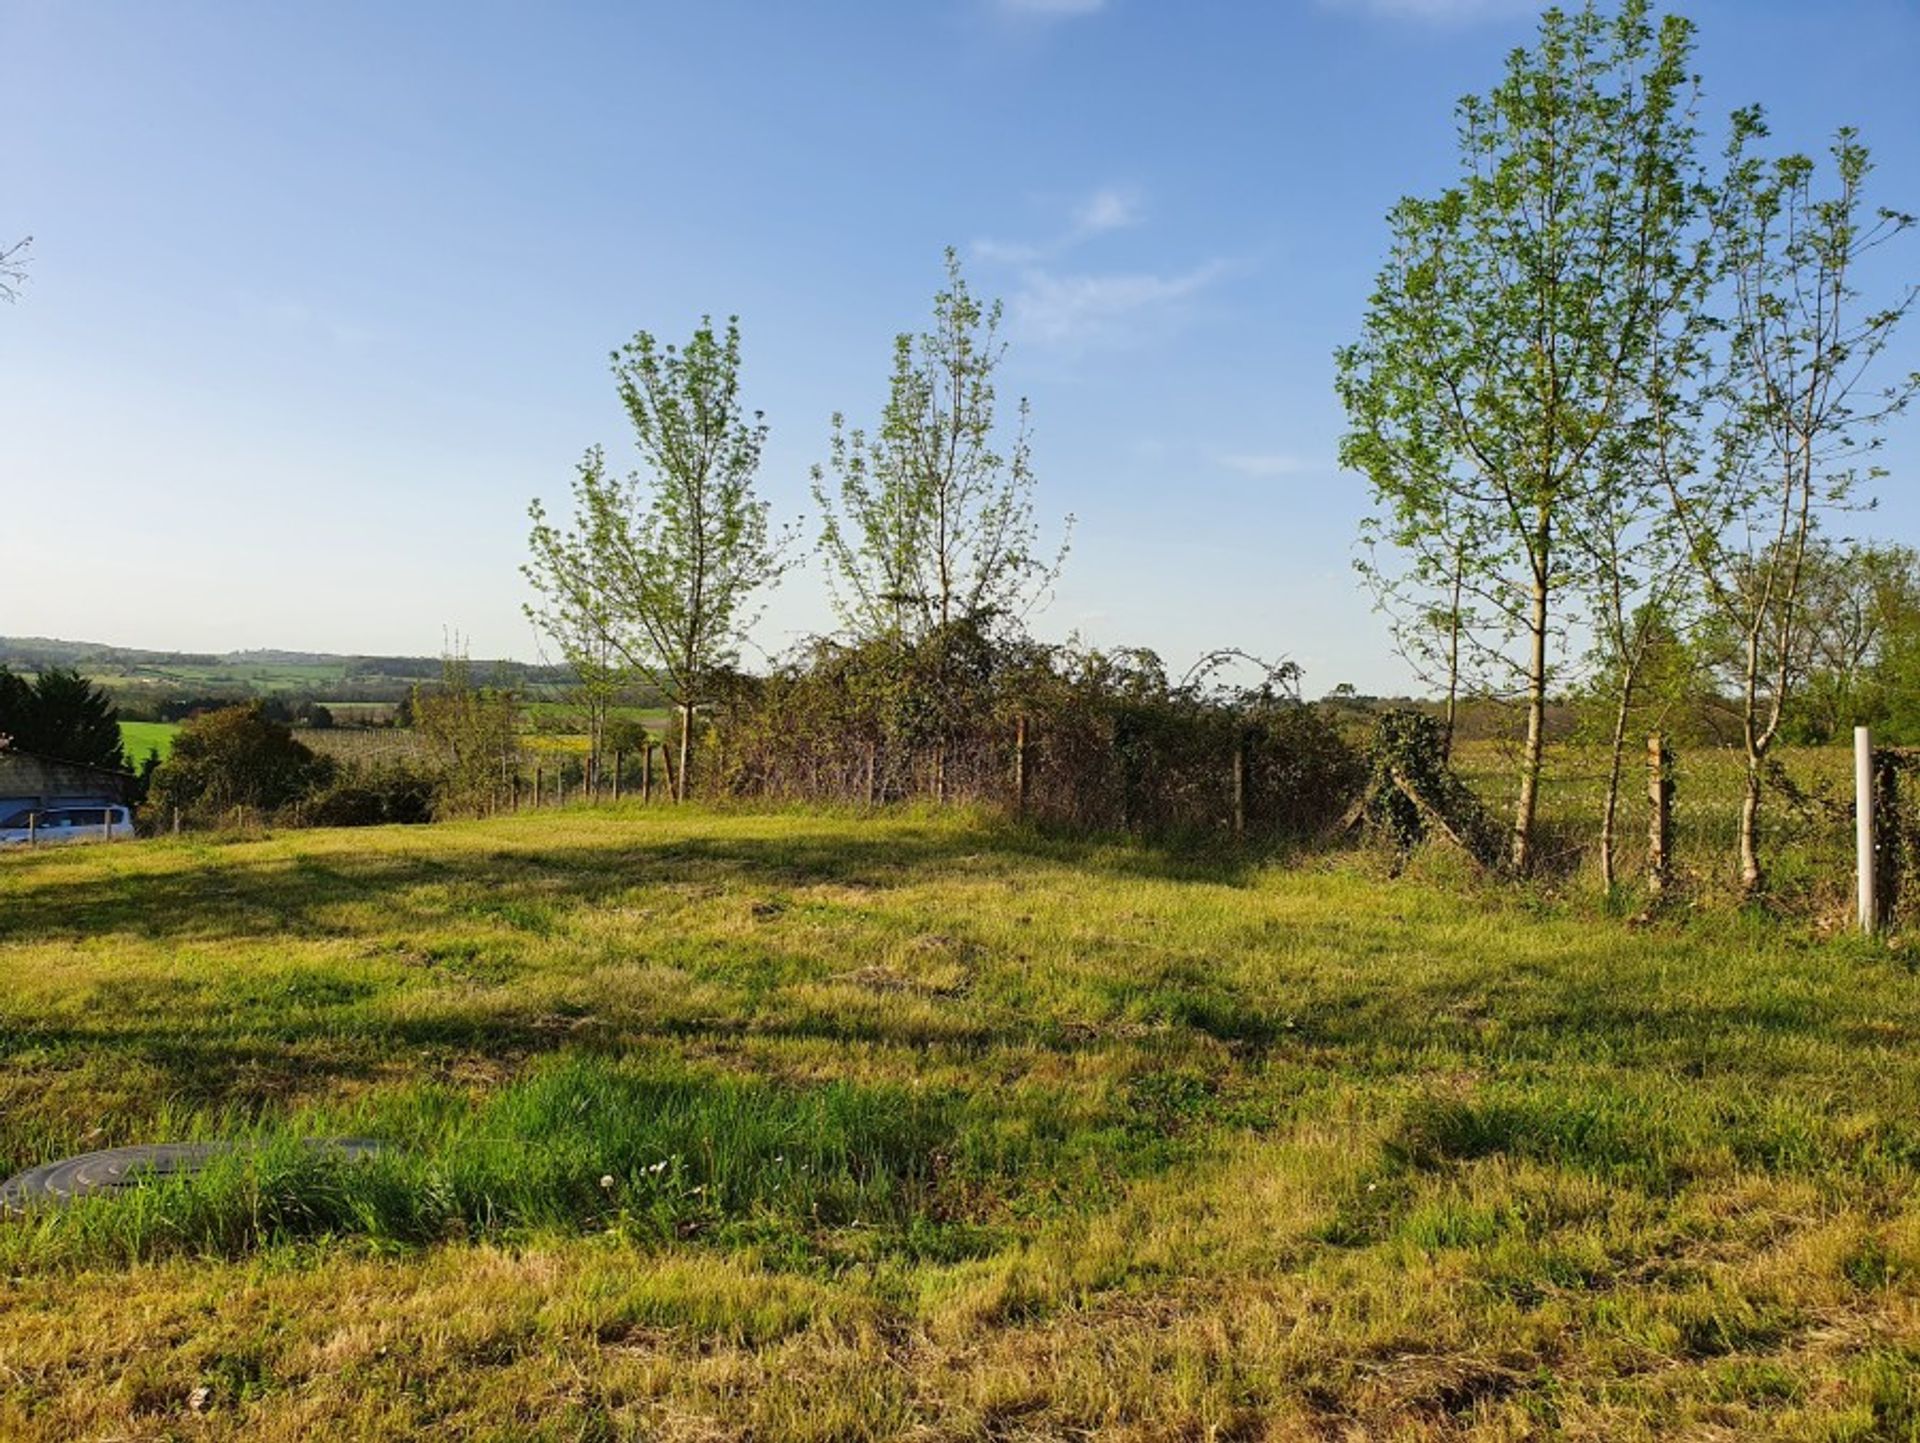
[1857,726,1877,935]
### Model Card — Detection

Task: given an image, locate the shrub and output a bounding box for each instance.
[301,761,438,827]
[711,623,1366,839]
[603,717,653,755]
[147,703,335,822]
[1362,710,1501,864]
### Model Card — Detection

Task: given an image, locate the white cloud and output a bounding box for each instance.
[973,184,1144,267]
[1011,261,1226,347]
[1319,0,1530,21]
[976,187,1225,349]
[1073,186,1143,236]
[1216,453,1324,478]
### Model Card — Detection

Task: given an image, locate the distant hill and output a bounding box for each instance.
[0,636,582,711]
[1,635,568,678]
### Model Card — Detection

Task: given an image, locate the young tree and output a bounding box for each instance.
[1337,1,1702,873]
[1569,407,1703,890]
[1357,493,1496,762]
[522,540,628,790]
[1667,119,1917,896]
[412,645,521,814]
[1576,580,1697,890]
[526,317,787,801]
[814,249,1070,644]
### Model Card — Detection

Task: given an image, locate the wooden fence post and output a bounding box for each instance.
[1647,734,1672,901]
[1858,726,1879,935]
[171,806,181,837]
[534,765,544,808]
[1234,733,1248,839]
[864,743,877,808]
[1014,715,1030,817]
[643,744,654,803]
[613,750,623,803]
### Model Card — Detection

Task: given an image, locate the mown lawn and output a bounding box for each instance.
[1,807,1916,1440]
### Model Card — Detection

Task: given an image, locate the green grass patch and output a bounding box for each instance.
[117,720,179,761]
[1,806,1916,1440]
[3,1055,962,1269]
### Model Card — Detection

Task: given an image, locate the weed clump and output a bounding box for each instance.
[2,1056,958,1268]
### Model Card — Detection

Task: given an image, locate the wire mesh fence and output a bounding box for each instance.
[1451,739,1861,916]
[709,706,1368,841]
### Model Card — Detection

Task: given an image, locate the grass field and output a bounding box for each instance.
[2,806,1917,1440]
[523,701,671,730]
[117,720,181,762]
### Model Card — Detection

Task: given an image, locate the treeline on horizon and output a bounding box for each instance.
[0,636,616,719]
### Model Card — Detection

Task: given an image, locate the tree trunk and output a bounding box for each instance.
[1599,689,1631,893]
[677,700,693,804]
[1737,626,1768,900]
[1739,751,1764,898]
[1442,555,1464,763]
[1511,559,1551,875]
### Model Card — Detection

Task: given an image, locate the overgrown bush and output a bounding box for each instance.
[411,650,521,816]
[300,760,439,827]
[148,706,445,830]
[148,703,335,823]
[1361,710,1501,865]
[711,623,1365,839]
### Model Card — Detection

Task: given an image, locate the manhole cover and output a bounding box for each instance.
[0,1137,386,1214]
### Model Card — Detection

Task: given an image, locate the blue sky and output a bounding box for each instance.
[3,0,1916,694]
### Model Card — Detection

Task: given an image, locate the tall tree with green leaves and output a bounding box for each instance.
[1337,1,1702,873]
[1666,117,1917,896]
[813,249,1070,644]
[526,317,788,801]
[1570,398,1705,891]
[0,667,126,771]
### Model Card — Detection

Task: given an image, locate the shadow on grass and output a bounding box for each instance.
[0,815,1269,948]
[0,812,1898,1120]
